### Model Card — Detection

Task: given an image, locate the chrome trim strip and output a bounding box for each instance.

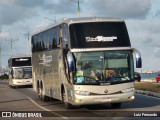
[70,47,132,52]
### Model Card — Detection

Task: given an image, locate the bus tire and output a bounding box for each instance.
[38,84,41,98]
[111,103,121,108]
[11,86,16,89]
[38,84,49,102]
[62,90,73,109]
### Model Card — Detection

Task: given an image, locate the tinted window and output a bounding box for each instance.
[11,57,31,67]
[32,25,66,53]
[62,24,69,48]
[69,22,131,48]
[43,31,49,50]
[31,36,35,53]
[52,27,58,49]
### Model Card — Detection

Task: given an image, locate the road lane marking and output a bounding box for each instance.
[4,84,68,119]
[27,96,68,119]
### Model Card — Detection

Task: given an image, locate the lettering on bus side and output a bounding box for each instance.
[38,54,52,66]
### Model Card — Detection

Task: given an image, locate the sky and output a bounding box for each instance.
[0,0,160,71]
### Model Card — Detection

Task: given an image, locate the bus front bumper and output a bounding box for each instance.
[71,92,135,105]
[11,80,32,87]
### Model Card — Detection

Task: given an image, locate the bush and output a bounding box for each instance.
[135,82,160,93]
[0,74,9,80]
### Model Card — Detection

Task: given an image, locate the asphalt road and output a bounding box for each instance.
[0,80,160,120]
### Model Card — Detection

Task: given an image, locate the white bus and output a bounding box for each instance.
[31,17,142,109]
[8,55,32,88]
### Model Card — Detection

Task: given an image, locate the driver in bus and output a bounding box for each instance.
[90,70,103,80]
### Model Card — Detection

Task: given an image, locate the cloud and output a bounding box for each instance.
[0,0,44,8]
[126,18,160,43]
[0,0,44,25]
[43,0,77,15]
[16,0,44,8]
[154,47,160,57]
[155,9,160,17]
[0,32,9,38]
[87,0,151,19]
[125,17,160,70]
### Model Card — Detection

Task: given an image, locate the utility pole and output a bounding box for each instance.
[78,0,80,17]
[19,23,31,55]
[0,46,5,73]
[19,31,31,55]
[71,0,81,17]
[0,47,1,68]
[7,39,18,57]
[0,39,9,68]
[0,45,5,68]
[0,40,2,68]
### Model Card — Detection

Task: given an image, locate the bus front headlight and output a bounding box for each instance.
[121,88,135,93]
[75,90,91,96]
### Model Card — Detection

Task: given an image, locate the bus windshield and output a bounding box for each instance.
[13,67,32,79]
[73,50,134,85]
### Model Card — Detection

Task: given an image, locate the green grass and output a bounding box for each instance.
[135,82,160,93]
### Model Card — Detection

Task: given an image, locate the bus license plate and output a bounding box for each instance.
[101,98,111,102]
[94,98,111,102]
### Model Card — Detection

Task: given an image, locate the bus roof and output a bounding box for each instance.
[32,17,124,36]
[9,55,31,59]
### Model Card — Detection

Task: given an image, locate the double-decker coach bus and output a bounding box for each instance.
[8,55,32,88]
[31,17,142,109]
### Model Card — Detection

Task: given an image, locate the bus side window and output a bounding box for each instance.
[51,28,57,49]
[31,36,35,53]
[56,24,69,49]
[35,35,39,52]
[43,31,49,50]
[56,26,62,48]
[60,26,63,48]
[62,24,69,48]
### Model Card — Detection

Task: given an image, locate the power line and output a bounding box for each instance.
[44,17,56,22]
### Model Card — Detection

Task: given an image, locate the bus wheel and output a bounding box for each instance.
[62,90,73,109]
[111,103,121,108]
[38,85,42,98]
[38,85,49,102]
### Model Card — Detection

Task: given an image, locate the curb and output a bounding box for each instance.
[135,90,160,98]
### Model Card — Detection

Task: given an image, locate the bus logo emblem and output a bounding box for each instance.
[85,36,117,42]
[38,54,52,66]
[104,89,108,94]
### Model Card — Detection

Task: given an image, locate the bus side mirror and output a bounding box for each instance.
[9,69,14,78]
[67,51,75,72]
[10,69,13,74]
[132,48,142,68]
